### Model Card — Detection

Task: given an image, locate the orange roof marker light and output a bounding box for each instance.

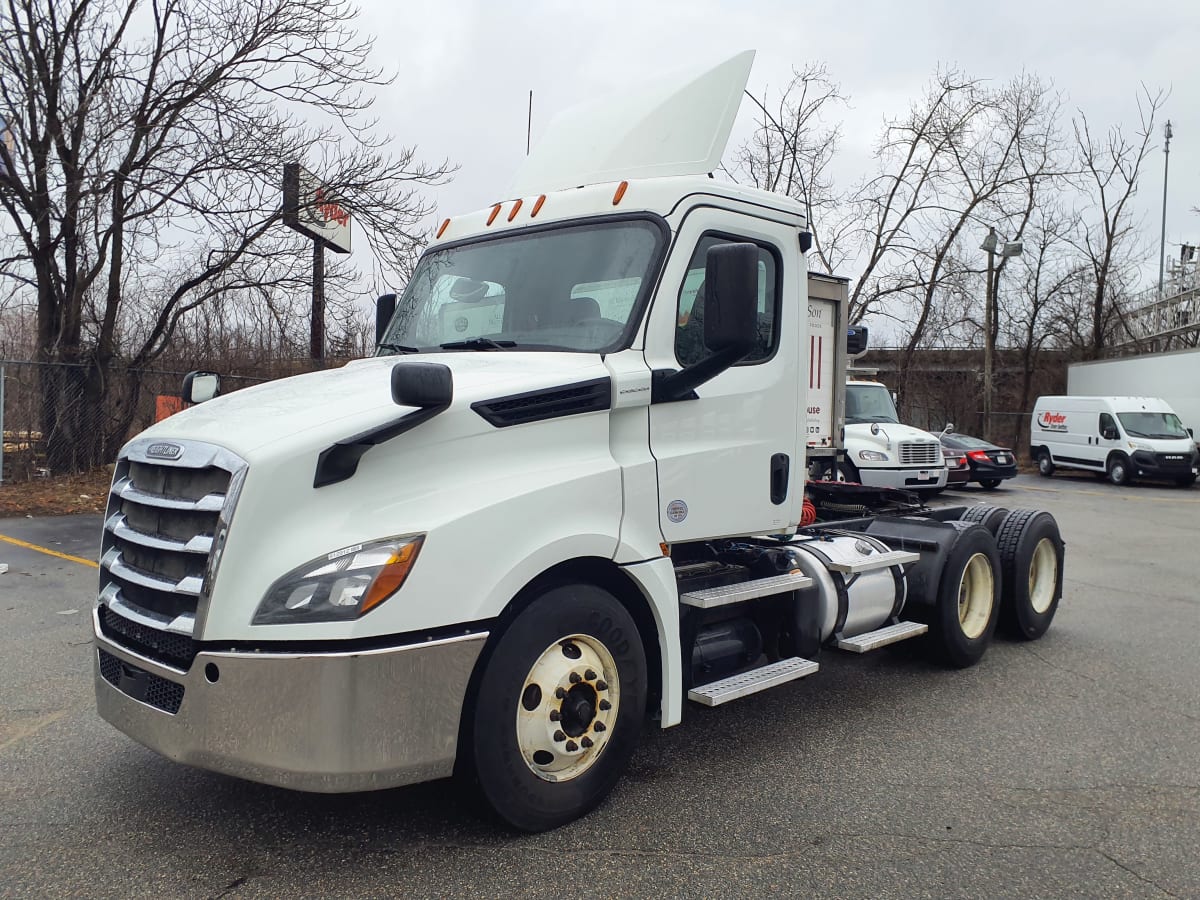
[507,199,523,222]
[436,218,450,239]
[486,203,502,226]
[531,195,546,218]
[612,181,628,206]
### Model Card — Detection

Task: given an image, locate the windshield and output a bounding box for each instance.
[1117,411,1189,440]
[845,383,899,424]
[378,219,665,354]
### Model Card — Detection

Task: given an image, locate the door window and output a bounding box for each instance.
[675,234,779,367]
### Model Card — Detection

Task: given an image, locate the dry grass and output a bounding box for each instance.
[0,468,112,517]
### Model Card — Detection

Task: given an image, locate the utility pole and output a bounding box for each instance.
[983,228,996,441]
[1158,120,1173,298]
[310,239,325,362]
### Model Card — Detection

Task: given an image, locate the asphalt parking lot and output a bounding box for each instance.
[1,473,1197,898]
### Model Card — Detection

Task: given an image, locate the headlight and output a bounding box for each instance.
[252,535,424,625]
[1127,441,1151,452]
[857,450,889,462]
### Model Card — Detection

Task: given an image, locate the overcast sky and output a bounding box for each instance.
[356,0,1199,290]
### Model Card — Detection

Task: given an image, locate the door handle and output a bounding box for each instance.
[770,453,790,505]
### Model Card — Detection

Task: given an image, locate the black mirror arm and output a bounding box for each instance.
[651,345,751,403]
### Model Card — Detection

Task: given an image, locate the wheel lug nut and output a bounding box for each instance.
[569,672,581,684]
[555,687,566,699]
[565,740,578,752]
[584,669,597,680]
[549,709,560,722]
[596,680,608,691]
[599,699,611,711]
[580,736,593,749]
[593,721,606,732]
[553,730,565,742]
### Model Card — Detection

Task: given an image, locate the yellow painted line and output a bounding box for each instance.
[0,708,71,752]
[0,533,99,568]
[1015,484,1200,504]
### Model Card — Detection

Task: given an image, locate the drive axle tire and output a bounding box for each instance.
[930,524,1001,668]
[958,504,1010,536]
[1107,454,1133,486]
[1037,450,1055,477]
[996,509,1064,640]
[468,583,646,832]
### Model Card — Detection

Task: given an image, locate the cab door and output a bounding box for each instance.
[644,208,803,542]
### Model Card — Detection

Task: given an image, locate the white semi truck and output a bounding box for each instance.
[92,52,1065,831]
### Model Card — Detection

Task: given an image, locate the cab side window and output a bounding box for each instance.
[1099,413,1117,439]
[675,234,779,367]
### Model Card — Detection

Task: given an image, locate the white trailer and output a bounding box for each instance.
[1068,349,1200,448]
[91,51,1066,831]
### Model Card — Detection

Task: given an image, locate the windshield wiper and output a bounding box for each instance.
[378,342,421,354]
[439,338,517,351]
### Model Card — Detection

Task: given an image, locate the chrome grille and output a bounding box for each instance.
[99,439,246,637]
[898,441,941,466]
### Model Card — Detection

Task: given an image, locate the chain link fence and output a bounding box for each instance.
[0,360,270,483]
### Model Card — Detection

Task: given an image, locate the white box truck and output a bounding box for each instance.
[1030,395,1198,486]
[92,51,1065,831]
[1068,348,1200,448]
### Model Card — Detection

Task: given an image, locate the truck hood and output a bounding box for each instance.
[132,352,612,461]
[844,422,942,453]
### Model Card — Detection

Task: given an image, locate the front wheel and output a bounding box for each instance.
[468,583,646,832]
[1107,454,1133,486]
[980,478,1002,490]
[837,460,861,484]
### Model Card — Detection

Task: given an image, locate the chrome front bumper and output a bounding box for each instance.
[94,610,488,793]
[857,466,948,491]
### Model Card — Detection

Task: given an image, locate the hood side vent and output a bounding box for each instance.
[473,378,611,428]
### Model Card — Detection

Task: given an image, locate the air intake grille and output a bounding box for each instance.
[472,378,611,427]
[99,440,245,635]
[898,441,941,466]
[98,605,198,670]
[98,648,185,715]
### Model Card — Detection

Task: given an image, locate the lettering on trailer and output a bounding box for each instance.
[1037,411,1068,431]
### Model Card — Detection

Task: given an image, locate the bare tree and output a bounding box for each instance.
[728,63,850,274]
[0,0,451,471]
[1069,88,1165,358]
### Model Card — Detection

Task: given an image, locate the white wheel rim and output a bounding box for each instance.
[1028,537,1058,614]
[515,634,619,783]
[957,552,994,639]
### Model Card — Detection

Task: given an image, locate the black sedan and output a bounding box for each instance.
[940,433,1018,490]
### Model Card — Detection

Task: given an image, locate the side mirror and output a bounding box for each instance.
[940,422,954,436]
[846,326,869,357]
[1102,427,1118,441]
[391,362,453,408]
[182,371,220,404]
[1188,427,1194,438]
[376,293,397,346]
[703,243,759,355]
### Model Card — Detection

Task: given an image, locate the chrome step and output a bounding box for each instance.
[824,550,920,574]
[687,657,818,706]
[679,572,812,609]
[836,620,928,653]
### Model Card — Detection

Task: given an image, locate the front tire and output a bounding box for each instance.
[996,509,1064,640]
[1107,454,1133,486]
[1037,450,1055,477]
[930,524,1001,668]
[980,478,1002,490]
[837,460,861,484]
[468,583,646,832]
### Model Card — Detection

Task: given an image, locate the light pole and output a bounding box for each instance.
[981,227,1023,441]
[1158,120,1173,298]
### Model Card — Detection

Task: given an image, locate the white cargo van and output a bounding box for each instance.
[1030,395,1199,487]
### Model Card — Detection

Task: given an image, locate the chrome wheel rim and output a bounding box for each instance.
[516,635,619,783]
